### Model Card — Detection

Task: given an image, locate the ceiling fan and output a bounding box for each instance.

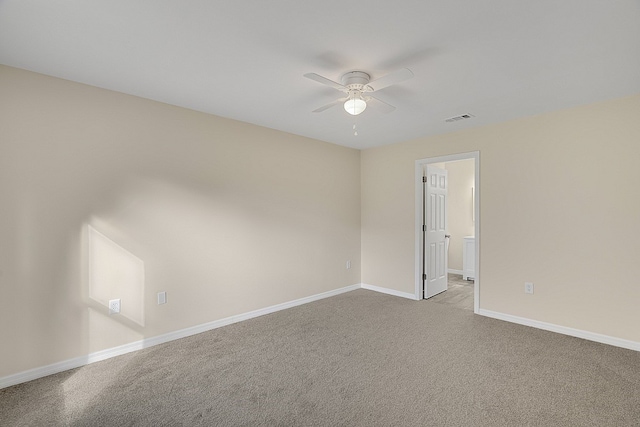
[304,68,414,115]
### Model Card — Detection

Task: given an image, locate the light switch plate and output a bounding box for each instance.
[158,292,167,305]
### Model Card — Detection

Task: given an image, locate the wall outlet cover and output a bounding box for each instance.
[524,282,534,294]
[108,299,121,314]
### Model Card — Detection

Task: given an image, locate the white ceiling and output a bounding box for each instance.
[1,1,639,149]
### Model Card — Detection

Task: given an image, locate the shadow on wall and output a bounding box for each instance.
[1,137,359,381]
[72,173,345,355]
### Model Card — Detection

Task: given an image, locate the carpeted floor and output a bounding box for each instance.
[1,289,639,426]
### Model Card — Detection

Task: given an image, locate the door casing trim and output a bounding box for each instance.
[415,151,480,312]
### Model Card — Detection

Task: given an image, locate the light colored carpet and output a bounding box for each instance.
[1,289,639,426]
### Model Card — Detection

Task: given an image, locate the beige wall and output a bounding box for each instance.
[0,65,361,377]
[362,94,640,342]
[444,159,475,272]
[2,63,639,379]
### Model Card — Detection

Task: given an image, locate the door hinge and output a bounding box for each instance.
[422,224,426,232]
[422,274,427,281]
[422,176,427,183]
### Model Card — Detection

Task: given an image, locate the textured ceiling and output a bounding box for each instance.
[1,0,639,149]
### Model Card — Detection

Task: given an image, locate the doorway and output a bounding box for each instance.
[415,152,479,313]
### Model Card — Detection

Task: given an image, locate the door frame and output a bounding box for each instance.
[414,151,480,313]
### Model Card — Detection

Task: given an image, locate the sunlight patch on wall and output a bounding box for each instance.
[88,225,145,327]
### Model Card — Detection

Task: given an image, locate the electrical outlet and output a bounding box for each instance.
[524,282,534,294]
[157,291,167,305]
[108,299,121,314]
[346,260,351,270]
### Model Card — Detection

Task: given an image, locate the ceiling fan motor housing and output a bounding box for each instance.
[341,71,372,91]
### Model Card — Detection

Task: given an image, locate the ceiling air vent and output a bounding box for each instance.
[444,114,474,123]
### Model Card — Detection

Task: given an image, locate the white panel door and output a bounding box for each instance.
[424,165,448,299]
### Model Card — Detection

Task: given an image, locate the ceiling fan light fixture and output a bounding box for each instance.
[344,95,367,115]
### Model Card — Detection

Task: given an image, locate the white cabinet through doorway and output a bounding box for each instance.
[463,236,475,280]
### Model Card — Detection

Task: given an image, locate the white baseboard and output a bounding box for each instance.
[8,286,635,390]
[478,309,640,352]
[360,283,418,300]
[448,268,463,275]
[0,284,361,390]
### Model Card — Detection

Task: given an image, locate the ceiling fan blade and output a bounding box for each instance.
[366,95,396,113]
[312,98,347,113]
[366,68,414,92]
[304,73,347,92]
